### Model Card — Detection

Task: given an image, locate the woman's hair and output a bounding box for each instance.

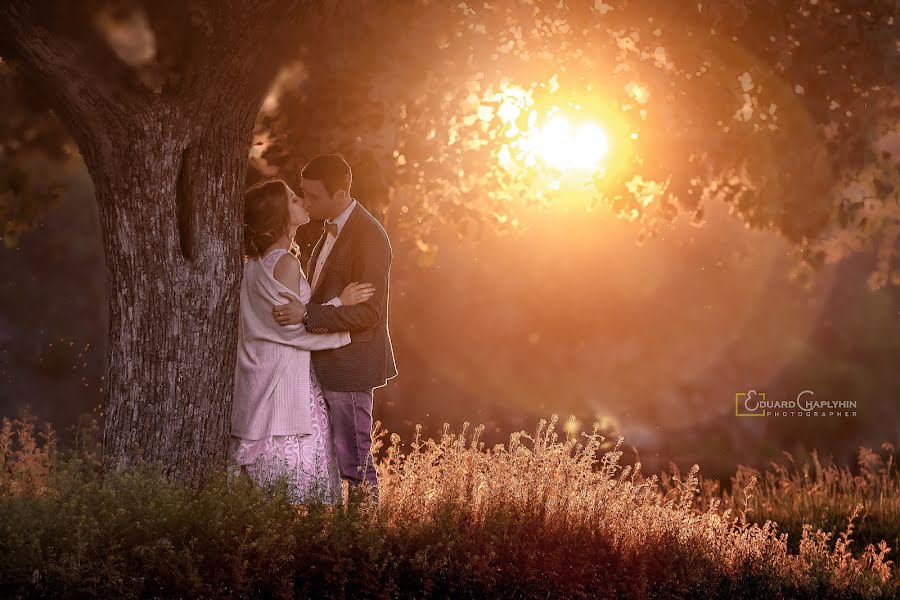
[243,179,290,258]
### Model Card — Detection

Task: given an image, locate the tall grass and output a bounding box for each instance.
[1,413,897,599]
[726,444,900,557]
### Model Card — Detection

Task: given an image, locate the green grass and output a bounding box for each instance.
[1,414,897,599]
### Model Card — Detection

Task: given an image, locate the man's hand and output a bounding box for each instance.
[272,292,306,326]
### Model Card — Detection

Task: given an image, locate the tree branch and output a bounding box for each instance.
[0,1,158,167]
[0,0,316,166]
[188,0,313,131]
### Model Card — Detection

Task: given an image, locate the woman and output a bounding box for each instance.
[230,179,374,504]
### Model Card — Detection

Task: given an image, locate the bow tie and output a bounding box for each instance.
[324,222,339,238]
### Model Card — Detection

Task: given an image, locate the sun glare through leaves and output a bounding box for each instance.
[489,84,615,181]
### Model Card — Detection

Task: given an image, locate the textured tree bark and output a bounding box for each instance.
[0,0,312,484]
[93,116,247,482]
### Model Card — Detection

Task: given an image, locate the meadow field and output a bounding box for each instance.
[1,413,898,599]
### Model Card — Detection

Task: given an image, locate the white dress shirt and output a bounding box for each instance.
[311,199,357,291]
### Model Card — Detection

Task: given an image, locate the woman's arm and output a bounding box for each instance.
[304,224,390,333]
[272,253,350,350]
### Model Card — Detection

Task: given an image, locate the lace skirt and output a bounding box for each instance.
[228,370,342,505]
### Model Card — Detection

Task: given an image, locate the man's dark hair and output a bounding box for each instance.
[301,154,352,197]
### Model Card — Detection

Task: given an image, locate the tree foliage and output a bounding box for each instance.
[254,0,899,282]
[3,0,898,284]
[0,59,71,247]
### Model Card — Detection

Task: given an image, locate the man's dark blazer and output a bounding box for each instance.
[304,202,398,392]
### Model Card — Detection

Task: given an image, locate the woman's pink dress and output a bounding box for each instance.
[228,248,343,504]
[228,369,341,504]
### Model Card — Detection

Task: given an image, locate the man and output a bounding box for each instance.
[273,154,397,497]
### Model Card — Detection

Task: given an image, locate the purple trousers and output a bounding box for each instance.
[321,387,378,493]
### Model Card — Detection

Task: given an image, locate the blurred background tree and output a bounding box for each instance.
[0,59,71,247]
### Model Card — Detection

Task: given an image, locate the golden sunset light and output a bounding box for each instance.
[3,1,898,596]
[492,85,614,179]
[528,114,610,171]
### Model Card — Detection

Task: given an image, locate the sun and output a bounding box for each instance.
[530,114,610,171]
[491,86,613,177]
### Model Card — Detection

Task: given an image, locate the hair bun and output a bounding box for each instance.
[243,179,291,258]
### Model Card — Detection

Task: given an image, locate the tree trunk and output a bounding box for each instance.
[0,0,318,484]
[90,114,248,483]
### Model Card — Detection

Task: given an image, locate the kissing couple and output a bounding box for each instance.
[229,154,398,504]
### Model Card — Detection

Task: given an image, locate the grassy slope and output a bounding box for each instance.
[1,414,897,599]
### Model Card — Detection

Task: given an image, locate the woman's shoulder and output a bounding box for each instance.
[272,251,302,293]
[273,251,301,276]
